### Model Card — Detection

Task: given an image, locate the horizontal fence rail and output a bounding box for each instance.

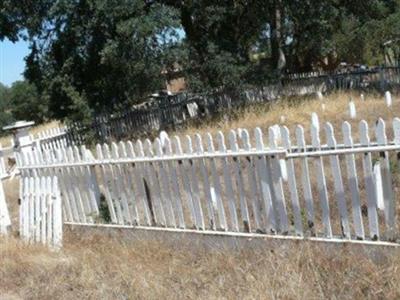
[17,115,400,245]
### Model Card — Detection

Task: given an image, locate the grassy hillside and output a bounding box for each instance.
[1,91,400,299]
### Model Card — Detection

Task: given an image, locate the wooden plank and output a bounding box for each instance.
[72,146,94,223]
[95,144,118,223]
[268,126,289,234]
[240,129,262,232]
[254,127,276,233]
[34,176,41,242]
[216,131,239,232]
[163,137,186,229]
[194,134,216,230]
[310,121,333,238]
[154,138,177,228]
[136,140,159,225]
[172,136,197,228]
[342,121,365,240]
[359,120,380,240]
[81,146,100,216]
[111,142,133,225]
[184,136,205,230]
[205,133,227,231]
[118,141,139,225]
[40,176,47,244]
[45,176,53,245]
[58,147,80,223]
[375,118,395,240]
[126,141,151,226]
[228,130,251,232]
[325,122,350,238]
[53,149,75,222]
[281,126,303,236]
[142,139,167,226]
[28,176,35,241]
[52,176,63,248]
[66,147,88,223]
[102,144,124,224]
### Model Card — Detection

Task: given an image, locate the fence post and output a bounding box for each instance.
[3,121,35,166]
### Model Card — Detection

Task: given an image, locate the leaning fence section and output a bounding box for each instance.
[17,115,400,245]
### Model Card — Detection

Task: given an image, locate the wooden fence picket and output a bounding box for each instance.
[72,146,94,223]
[103,144,124,224]
[172,136,197,228]
[281,126,303,236]
[66,147,88,223]
[111,142,133,225]
[341,122,365,239]
[154,138,177,228]
[184,136,205,230]
[194,134,216,230]
[142,139,167,227]
[254,127,276,233]
[359,121,380,240]
[240,129,262,232]
[228,130,251,232]
[268,127,289,234]
[310,121,333,238]
[375,119,395,240]
[81,146,100,217]
[118,141,139,225]
[126,141,152,226]
[325,122,351,238]
[95,144,118,223]
[205,133,227,231]
[216,131,239,232]
[163,137,186,229]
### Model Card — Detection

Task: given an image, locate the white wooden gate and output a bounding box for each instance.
[19,176,62,248]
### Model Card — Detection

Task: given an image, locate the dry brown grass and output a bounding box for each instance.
[175,91,399,144]
[1,91,400,299]
[1,231,400,300]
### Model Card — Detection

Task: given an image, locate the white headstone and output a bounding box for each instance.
[311,112,319,132]
[385,91,392,107]
[317,91,323,100]
[349,101,356,119]
[360,94,365,101]
[159,131,169,150]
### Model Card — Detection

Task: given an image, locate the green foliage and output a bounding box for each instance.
[22,0,183,123]
[8,81,47,123]
[98,193,111,223]
[2,0,399,125]
[0,83,14,131]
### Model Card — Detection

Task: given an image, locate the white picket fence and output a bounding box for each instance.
[16,115,400,245]
[19,176,62,248]
[33,126,76,151]
[0,125,72,237]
